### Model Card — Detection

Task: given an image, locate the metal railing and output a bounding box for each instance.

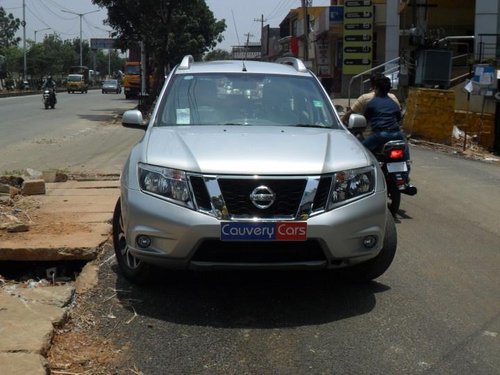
[347,57,401,107]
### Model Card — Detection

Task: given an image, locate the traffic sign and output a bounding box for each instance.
[90,38,116,49]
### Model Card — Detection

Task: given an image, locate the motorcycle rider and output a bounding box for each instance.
[341,72,400,125]
[362,75,406,154]
[42,75,57,104]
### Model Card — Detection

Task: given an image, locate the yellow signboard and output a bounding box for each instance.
[343,0,373,75]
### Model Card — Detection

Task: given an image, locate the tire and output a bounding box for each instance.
[340,214,397,283]
[112,198,152,284]
[102,90,105,94]
[44,103,49,109]
[387,185,401,217]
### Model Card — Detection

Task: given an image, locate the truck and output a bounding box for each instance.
[123,44,154,99]
[123,61,141,99]
[67,66,90,93]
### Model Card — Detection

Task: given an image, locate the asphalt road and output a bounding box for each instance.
[92,147,500,375]
[0,90,142,175]
[2,93,499,374]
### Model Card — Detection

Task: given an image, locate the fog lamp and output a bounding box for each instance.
[363,235,377,248]
[136,235,151,248]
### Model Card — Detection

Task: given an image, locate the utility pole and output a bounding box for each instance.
[301,0,311,61]
[253,14,267,32]
[243,33,254,59]
[254,14,268,55]
[61,9,100,66]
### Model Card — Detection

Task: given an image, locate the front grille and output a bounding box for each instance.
[218,178,307,217]
[189,174,330,219]
[192,239,326,263]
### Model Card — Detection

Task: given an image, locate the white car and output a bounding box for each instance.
[113,55,396,284]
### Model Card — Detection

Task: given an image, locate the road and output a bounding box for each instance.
[0,90,142,175]
[91,151,500,374]
[2,93,499,374]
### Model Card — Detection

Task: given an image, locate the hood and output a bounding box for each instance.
[142,126,371,175]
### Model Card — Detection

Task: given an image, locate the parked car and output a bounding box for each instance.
[113,55,397,284]
[102,79,121,94]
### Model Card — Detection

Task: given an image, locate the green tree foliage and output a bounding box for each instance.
[0,7,21,55]
[91,0,226,92]
[3,45,22,74]
[204,48,231,61]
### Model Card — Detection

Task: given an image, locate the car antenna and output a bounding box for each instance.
[231,10,247,71]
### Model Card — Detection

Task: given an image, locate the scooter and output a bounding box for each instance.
[346,113,417,216]
[42,88,56,109]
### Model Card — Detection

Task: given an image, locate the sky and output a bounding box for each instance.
[1,0,332,51]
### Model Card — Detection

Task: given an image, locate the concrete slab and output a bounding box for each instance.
[0,291,67,353]
[0,353,48,375]
[0,285,75,374]
[0,180,119,261]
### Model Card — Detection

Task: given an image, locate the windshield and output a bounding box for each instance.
[125,65,140,75]
[154,73,339,128]
[67,75,83,82]
[103,80,117,85]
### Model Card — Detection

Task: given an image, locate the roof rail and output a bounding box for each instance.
[178,55,194,70]
[276,57,308,73]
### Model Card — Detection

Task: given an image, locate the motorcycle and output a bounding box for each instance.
[42,87,56,109]
[346,113,417,216]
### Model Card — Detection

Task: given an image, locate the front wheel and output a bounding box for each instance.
[339,214,397,283]
[112,198,152,284]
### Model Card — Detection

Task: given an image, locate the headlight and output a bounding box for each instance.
[328,166,375,209]
[138,163,193,208]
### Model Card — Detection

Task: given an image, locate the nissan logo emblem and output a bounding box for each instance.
[250,186,276,209]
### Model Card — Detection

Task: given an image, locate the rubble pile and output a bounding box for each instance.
[0,169,69,235]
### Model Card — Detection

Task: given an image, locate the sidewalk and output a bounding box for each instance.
[0,180,119,374]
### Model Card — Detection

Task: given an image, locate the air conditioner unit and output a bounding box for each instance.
[415,49,452,89]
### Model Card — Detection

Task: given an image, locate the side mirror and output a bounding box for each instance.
[347,113,367,131]
[122,110,146,130]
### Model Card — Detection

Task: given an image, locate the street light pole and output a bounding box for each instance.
[34,28,51,43]
[22,0,26,81]
[61,9,100,66]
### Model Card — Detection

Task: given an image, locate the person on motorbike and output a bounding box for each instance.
[341,73,400,125]
[42,75,57,103]
[43,75,56,89]
[361,75,407,155]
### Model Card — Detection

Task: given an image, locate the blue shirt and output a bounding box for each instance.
[364,95,401,132]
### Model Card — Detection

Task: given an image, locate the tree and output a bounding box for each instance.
[0,7,21,55]
[91,0,226,95]
[2,45,22,77]
[204,49,231,61]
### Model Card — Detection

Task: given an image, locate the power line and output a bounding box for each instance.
[34,0,76,20]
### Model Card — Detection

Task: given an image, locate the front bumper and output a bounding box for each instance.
[121,186,388,270]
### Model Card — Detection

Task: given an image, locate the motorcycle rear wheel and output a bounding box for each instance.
[388,185,401,217]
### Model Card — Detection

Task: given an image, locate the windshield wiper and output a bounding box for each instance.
[292,124,331,128]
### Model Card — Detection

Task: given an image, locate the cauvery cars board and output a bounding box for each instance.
[113,55,397,284]
[220,222,307,241]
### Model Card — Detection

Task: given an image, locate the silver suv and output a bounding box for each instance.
[113,55,396,284]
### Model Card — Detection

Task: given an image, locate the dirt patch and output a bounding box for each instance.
[47,244,141,375]
[0,195,92,242]
[47,287,126,375]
